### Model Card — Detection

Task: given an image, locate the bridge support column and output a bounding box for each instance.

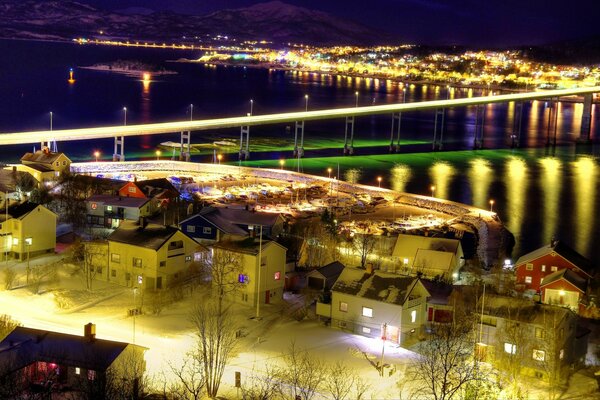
[343,116,355,155]
[580,94,593,143]
[113,136,125,162]
[545,98,559,147]
[239,126,250,160]
[293,121,305,157]
[511,102,523,148]
[179,131,191,161]
[473,105,486,149]
[389,113,401,152]
[432,108,445,150]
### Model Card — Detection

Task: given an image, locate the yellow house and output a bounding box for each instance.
[212,239,287,307]
[0,202,56,260]
[18,149,72,182]
[106,220,205,290]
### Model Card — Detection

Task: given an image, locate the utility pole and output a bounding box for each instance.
[255,225,263,319]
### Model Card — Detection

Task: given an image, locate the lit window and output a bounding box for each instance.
[535,327,545,339]
[362,326,371,334]
[525,276,532,284]
[533,349,545,361]
[187,225,195,233]
[238,274,247,284]
[87,370,96,381]
[274,271,281,280]
[106,205,113,211]
[559,349,564,360]
[203,227,212,234]
[128,186,136,193]
[411,310,417,323]
[339,302,348,312]
[133,257,142,267]
[362,307,373,318]
[12,238,18,245]
[137,275,143,284]
[551,266,558,272]
[541,265,546,272]
[111,253,120,263]
[159,261,166,267]
[185,255,192,262]
[75,367,80,375]
[526,263,533,271]
[25,237,32,246]
[194,252,203,262]
[504,342,516,354]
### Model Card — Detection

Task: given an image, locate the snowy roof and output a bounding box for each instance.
[392,233,461,258]
[20,150,70,165]
[181,207,282,237]
[331,267,417,306]
[108,220,183,250]
[515,240,593,276]
[306,261,346,290]
[421,279,454,305]
[212,238,287,256]
[540,269,587,293]
[413,249,456,273]
[0,326,142,376]
[481,294,571,325]
[128,178,180,198]
[87,194,151,208]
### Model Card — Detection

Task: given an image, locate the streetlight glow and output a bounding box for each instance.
[123,107,127,126]
[217,154,223,165]
[279,159,284,169]
[489,199,495,212]
[377,176,382,188]
[430,185,436,197]
[93,151,100,162]
[156,150,161,160]
[327,167,332,179]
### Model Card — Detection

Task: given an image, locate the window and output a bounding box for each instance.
[274,271,281,280]
[559,349,564,360]
[362,326,371,334]
[96,266,102,274]
[535,327,545,339]
[551,266,558,272]
[128,186,136,193]
[526,263,533,271]
[203,227,212,234]
[137,275,143,284]
[362,307,373,318]
[159,261,166,267]
[187,225,196,233]
[194,252,204,262]
[238,274,247,284]
[106,205,113,211]
[133,257,142,267]
[504,343,516,354]
[12,238,18,246]
[75,367,80,375]
[168,240,183,250]
[111,269,116,277]
[411,310,417,323]
[525,276,532,284]
[481,316,497,327]
[541,264,546,272]
[62,161,66,166]
[533,349,545,361]
[125,273,131,281]
[87,370,96,381]
[185,255,192,262]
[111,253,120,263]
[339,302,348,312]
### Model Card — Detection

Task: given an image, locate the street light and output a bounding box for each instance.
[430,185,436,198]
[304,94,309,111]
[279,159,285,170]
[155,150,161,160]
[355,91,359,107]
[25,237,32,285]
[93,151,100,162]
[49,111,53,132]
[327,167,332,179]
[217,154,223,165]
[189,104,194,121]
[377,176,382,188]
[123,107,127,126]
[489,199,495,212]
[249,99,254,116]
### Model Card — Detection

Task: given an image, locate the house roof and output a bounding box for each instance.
[212,238,287,256]
[6,202,40,219]
[421,279,454,305]
[481,294,571,325]
[135,178,180,197]
[392,234,461,258]
[19,163,54,173]
[181,207,283,237]
[108,220,185,250]
[541,269,587,293]
[515,240,593,277]
[20,150,70,165]
[413,248,456,274]
[0,326,141,376]
[87,194,151,208]
[309,261,345,289]
[331,267,417,306]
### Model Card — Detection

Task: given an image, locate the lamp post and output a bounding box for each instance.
[489,199,495,212]
[123,107,127,126]
[279,159,284,170]
[156,150,161,160]
[189,104,194,121]
[430,185,435,198]
[132,287,138,344]
[377,176,382,188]
[250,99,254,116]
[49,111,53,132]
[355,91,359,107]
[304,94,309,112]
[327,167,332,179]
[25,237,32,285]
[93,151,100,162]
[217,154,223,165]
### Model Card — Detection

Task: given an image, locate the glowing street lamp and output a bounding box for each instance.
[123,107,127,126]
[155,150,161,160]
[304,94,309,111]
[25,237,32,285]
[377,176,382,188]
[327,167,332,179]
[217,154,223,165]
[279,159,285,170]
[355,91,359,107]
[430,185,436,198]
[489,199,495,212]
[250,99,254,116]
[93,151,100,162]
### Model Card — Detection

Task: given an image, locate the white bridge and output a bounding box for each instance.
[0,86,598,160]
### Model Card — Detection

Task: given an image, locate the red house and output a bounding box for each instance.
[118,178,180,205]
[514,240,593,293]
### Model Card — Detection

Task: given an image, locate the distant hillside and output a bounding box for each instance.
[524,36,600,64]
[0,0,393,46]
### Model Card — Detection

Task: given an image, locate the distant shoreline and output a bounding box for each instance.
[79,64,177,77]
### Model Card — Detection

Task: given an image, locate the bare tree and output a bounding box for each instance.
[352,233,376,268]
[322,361,370,400]
[29,261,58,294]
[277,342,324,400]
[190,299,238,398]
[0,314,19,340]
[408,321,490,400]
[205,248,243,313]
[2,266,16,290]
[240,364,282,400]
[169,354,206,400]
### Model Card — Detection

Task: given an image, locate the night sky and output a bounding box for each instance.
[84,0,600,47]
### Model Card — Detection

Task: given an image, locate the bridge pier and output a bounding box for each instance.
[432,108,445,150]
[293,121,305,157]
[389,113,401,152]
[511,102,523,148]
[545,98,559,147]
[179,131,191,161]
[580,94,593,143]
[239,125,250,160]
[113,136,125,162]
[343,116,355,155]
[473,104,486,149]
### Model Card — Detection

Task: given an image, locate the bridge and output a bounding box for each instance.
[0,86,598,160]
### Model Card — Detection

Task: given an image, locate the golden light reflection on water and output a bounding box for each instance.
[468,158,493,209]
[527,100,541,147]
[505,157,528,255]
[539,157,562,245]
[391,164,412,193]
[345,168,361,184]
[429,161,455,199]
[572,157,597,256]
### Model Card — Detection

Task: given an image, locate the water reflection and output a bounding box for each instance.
[391,164,412,193]
[505,157,528,256]
[468,158,493,209]
[429,161,456,199]
[345,168,361,184]
[538,157,562,245]
[572,157,597,257]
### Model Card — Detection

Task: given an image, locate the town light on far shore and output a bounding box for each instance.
[217,154,223,165]
[279,159,284,169]
[327,167,332,179]
[93,151,100,162]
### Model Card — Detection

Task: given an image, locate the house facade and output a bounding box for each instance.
[19,149,71,181]
[317,267,430,345]
[106,221,205,290]
[391,234,464,279]
[0,202,56,260]
[86,195,159,229]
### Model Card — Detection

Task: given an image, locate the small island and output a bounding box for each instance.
[80,60,177,77]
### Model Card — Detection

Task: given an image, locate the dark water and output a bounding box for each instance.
[1,39,600,264]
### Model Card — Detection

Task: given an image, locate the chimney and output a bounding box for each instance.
[84,323,96,342]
